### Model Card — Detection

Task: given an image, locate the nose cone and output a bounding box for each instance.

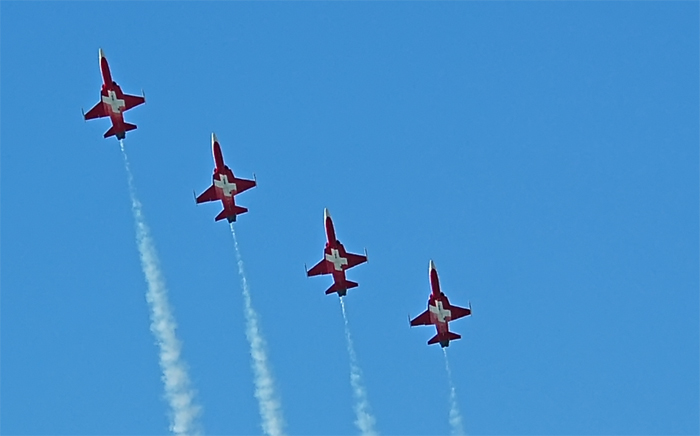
[212,133,224,168]
[429,259,436,273]
[323,208,337,242]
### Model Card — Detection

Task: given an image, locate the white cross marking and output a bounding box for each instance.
[101,90,125,113]
[214,174,237,197]
[325,249,348,271]
[429,301,452,323]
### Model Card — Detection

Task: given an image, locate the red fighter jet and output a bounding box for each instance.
[306,209,368,297]
[410,260,471,348]
[195,133,256,223]
[83,48,145,140]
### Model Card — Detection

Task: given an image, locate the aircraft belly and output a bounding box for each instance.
[108,112,124,130]
[220,191,234,207]
[330,270,346,284]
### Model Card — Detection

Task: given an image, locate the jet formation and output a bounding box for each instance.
[83,48,472,348]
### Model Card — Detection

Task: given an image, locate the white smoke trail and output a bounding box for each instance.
[229,223,286,436]
[339,297,378,436]
[443,348,465,436]
[120,140,202,436]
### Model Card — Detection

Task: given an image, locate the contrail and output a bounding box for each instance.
[443,348,464,436]
[229,223,286,436]
[120,140,202,436]
[340,297,378,436]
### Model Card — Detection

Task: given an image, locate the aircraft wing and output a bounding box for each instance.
[450,304,472,321]
[196,184,218,204]
[345,252,367,269]
[84,101,107,120]
[122,93,145,111]
[306,259,329,277]
[234,177,256,195]
[410,309,432,326]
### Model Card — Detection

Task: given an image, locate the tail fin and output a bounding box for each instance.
[103,122,138,139]
[428,331,461,346]
[325,279,359,295]
[215,209,230,222]
[233,205,249,215]
[215,205,249,222]
[103,126,117,138]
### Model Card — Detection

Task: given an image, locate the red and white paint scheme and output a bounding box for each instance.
[410,260,471,348]
[196,133,256,223]
[83,49,145,140]
[306,208,368,297]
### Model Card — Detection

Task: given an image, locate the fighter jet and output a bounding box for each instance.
[306,209,368,297]
[83,48,145,140]
[410,260,471,347]
[195,133,256,223]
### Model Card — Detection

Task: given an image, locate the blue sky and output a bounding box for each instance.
[2,2,698,435]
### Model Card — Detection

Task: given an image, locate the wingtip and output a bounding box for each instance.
[211,132,218,145]
[324,208,331,220]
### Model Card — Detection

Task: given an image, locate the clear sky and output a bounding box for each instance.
[2,2,698,435]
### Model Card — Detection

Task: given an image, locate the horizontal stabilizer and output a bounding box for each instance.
[215,209,231,222]
[215,205,249,222]
[233,205,249,215]
[103,126,117,138]
[428,331,461,346]
[325,279,359,295]
[103,122,138,139]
